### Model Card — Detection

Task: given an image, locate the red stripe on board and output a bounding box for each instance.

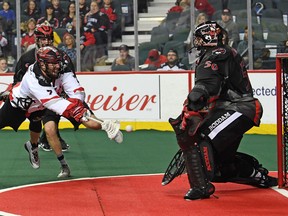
[0,173,286,216]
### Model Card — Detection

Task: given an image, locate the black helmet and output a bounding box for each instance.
[193,21,224,49]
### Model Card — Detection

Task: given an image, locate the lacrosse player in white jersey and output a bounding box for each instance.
[0,46,123,177]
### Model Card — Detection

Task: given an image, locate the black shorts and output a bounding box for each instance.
[42,101,93,131]
[0,99,45,132]
[199,109,254,160]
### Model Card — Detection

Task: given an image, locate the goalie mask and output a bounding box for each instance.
[193,21,223,49]
[34,23,54,48]
[36,46,63,79]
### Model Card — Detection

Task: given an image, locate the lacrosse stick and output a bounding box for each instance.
[83,112,104,124]
[83,112,123,144]
[162,149,186,186]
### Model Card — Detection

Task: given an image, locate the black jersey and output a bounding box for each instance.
[194,45,262,125]
[195,45,253,98]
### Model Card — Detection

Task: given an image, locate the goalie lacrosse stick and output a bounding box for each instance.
[162,149,186,186]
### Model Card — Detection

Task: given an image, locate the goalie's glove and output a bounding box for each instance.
[180,105,203,132]
[62,98,89,122]
[187,84,209,111]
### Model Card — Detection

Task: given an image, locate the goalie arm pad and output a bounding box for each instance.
[62,98,89,122]
[187,84,209,111]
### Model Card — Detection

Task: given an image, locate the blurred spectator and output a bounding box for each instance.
[84,0,110,56]
[79,0,89,23]
[0,56,8,72]
[278,40,288,53]
[142,49,167,70]
[61,2,76,28]
[99,0,118,43]
[0,31,8,57]
[100,0,117,30]
[59,33,76,67]
[65,16,99,71]
[37,3,59,29]
[217,8,239,49]
[195,12,208,26]
[168,0,184,13]
[157,49,188,71]
[66,17,96,50]
[0,0,15,43]
[21,18,36,52]
[0,1,15,25]
[0,56,8,73]
[22,0,41,22]
[195,0,215,19]
[237,26,266,68]
[111,44,135,71]
[51,0,64,22]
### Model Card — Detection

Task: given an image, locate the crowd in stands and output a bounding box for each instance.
[0,0,287,72]
[137,0,288,71]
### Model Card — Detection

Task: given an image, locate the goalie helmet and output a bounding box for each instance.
[36,46,63,79]
[193,21,224,49]
[34,22,54,48]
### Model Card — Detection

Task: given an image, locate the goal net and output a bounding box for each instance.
[276,53,288,188]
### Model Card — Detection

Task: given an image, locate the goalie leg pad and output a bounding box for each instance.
[199,140,215,180]
[183,141,214,187]
[183,143,215,200]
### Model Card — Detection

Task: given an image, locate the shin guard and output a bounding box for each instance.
[183,143,215,200]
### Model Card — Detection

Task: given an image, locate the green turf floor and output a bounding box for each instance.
[0,129,277,189]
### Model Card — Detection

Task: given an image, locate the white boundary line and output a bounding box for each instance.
[271,186,288,198]
[0,211,21,216]
[0,173,163,193]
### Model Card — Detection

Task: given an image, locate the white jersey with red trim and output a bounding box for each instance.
[10,63,85,115]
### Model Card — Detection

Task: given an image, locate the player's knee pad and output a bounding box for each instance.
[29,120,42,133]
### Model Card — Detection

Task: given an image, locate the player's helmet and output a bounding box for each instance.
[34,23,54,48]
[36,46,63,79]
[193,21,223,49]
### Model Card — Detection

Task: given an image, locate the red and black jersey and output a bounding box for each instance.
[100,4,117,27]
[85,11,110,32]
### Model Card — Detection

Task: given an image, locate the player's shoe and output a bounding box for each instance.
[101,120,123,143]
[24,141,40,169]
[60,138,70,152]
[250,167,278,188]
[57,164,71,178]
[184,183,215,201]
[39,134,52,152]
[39,141,52,152]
